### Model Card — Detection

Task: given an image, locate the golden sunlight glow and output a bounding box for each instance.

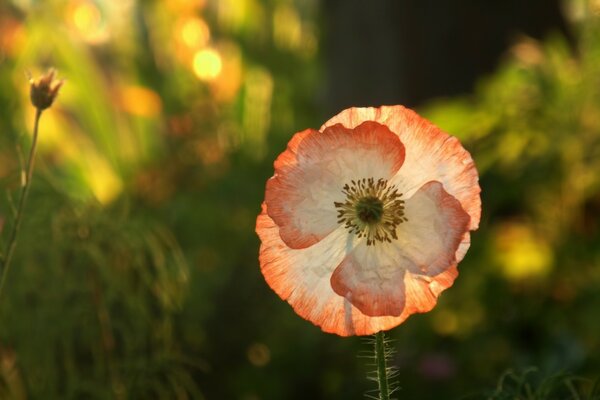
[217,0,248,31]
[180,17,210,49]
[593,0,600,15]
[26,107,123,205]
[119,85,163,117]
[209,41,242,102]
[167,0,206,12]
[494,222,553,281]
[68,0,109,44]
[193,48,222,80]
[73,2,101,29]
[84,155,123,204]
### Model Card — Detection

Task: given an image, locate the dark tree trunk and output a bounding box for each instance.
[322,0,573,112]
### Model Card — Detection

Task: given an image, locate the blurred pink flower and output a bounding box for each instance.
[256,106,481,336]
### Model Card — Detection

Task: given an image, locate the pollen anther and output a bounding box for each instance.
[334,177,407,245]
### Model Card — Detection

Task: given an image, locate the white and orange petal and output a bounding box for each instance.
[321,106,481,231]
[265,121,405,249]
[330,181,470,317]
[258,203,405,336]
[257,105,481,336]
[257,202,463,336]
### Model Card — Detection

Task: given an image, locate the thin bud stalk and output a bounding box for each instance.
[0,108,43,300]
[0,69,62,301]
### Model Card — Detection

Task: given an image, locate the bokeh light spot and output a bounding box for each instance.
[208,41,243,102]
[180,17,210,49]
[119,85,162,117]
[73,2,101,30]
[193,48,222,81]
[167,0,206,12]
[494,222,553,281]
[247,343,270,367]
[67,0,109,44]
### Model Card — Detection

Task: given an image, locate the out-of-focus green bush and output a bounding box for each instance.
[0,0,320,398]
[413,7,600,397]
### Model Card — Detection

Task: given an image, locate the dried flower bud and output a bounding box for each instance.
[29,68,64,110]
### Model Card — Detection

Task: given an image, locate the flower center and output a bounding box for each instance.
[334,178,407,246]
[355,196,383,224]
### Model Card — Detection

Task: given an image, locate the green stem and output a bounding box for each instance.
[0,108,43,301]
[375,331,390,400]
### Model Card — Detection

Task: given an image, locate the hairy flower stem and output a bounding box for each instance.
[0,108,43,301]
[375,331,391,400]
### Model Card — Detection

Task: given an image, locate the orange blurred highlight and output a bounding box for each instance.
[0,17,25,57]
[166,0,206,12]
[592,0,600,15]
[119,85,163,117]
[209,42,242,102]
[193,48,222,81]
[67,0,109,44]
[179,17,210,49]
[511,37,544,67]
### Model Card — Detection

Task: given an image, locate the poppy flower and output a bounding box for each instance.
[256,106,481,336]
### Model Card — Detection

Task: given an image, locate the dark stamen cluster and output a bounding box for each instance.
[334,178,407,245]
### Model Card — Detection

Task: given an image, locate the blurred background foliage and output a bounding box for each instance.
[0,0,599,399]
